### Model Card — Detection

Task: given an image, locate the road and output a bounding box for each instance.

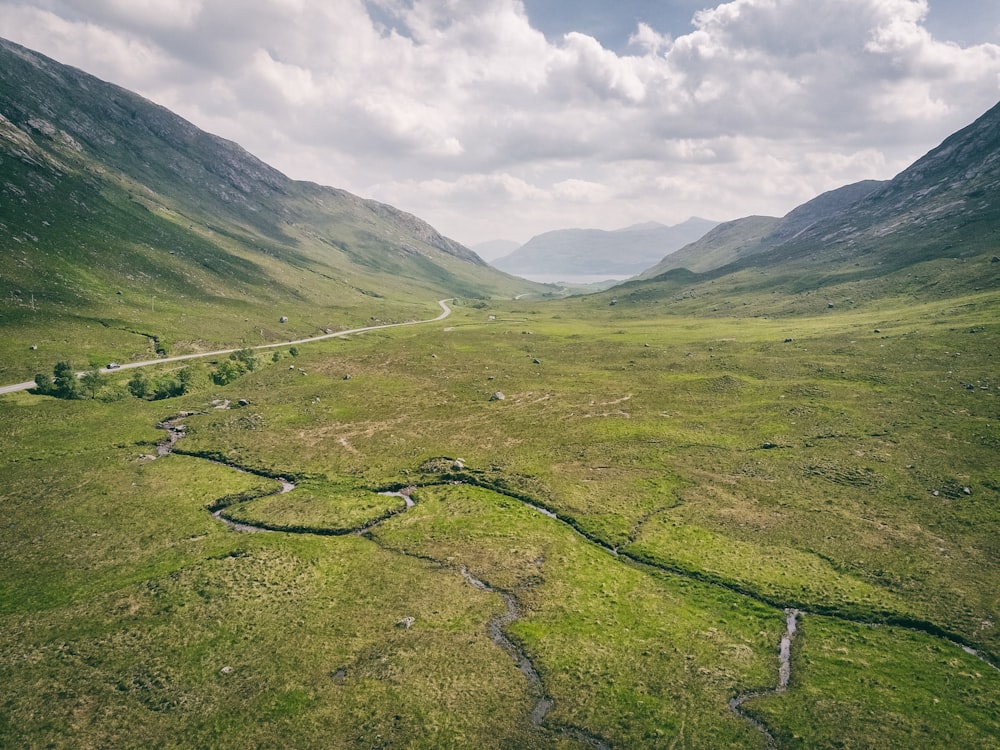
[0,299,452,395]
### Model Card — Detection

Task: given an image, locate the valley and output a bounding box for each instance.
[2,292,998,748]
[1,34,998,750]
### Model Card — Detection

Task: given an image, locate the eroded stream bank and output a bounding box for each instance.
[728,609,799,748]
[153,414,609,747]
[153,413,994,749]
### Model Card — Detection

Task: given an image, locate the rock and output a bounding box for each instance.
[874,329,881,333]
[238,398,250,407]
[784,338,793,343]
[220,666,233,674]
[490,391,505,401]
[29,344,37,350]
[762,442,777,449]
[343,374,351,380]
[992,256,1000,263]
[452,459,465,470]
[827,302,834,308]
[963,486,972,495]
[532,358,541,364]
[279,316,288,323]
[396,616,415,629]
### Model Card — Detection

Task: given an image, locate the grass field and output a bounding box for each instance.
[2,291,998,748]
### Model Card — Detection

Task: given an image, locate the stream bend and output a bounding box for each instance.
[155,414,995,749]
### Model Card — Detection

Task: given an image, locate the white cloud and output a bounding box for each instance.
[0,0,998,245]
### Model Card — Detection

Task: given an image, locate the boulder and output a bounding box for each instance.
[489,391,506,401]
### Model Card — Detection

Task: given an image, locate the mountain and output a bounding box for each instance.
[764,103,1000,269]
[636,216,781,276]
[639,181,887,278]
[492,218,718,278]
[472,239,521,262]
[0,37,543,380]
[618,101,1000,313]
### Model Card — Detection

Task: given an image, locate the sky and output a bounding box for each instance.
[1,1,999,251]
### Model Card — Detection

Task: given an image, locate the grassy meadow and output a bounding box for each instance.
[1,290,998,748]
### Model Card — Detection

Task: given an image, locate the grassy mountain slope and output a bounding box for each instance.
[0,37,544,381]
[637,215,781,276]
[625,102,1000,313]
[639,181,886,278]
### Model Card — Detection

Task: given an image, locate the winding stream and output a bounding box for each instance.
[727,609,799,748]
[153,414,995,749]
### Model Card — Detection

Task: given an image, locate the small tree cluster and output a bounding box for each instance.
[128,367,197,400]
[33,361,84,399]
[211,348,258,386]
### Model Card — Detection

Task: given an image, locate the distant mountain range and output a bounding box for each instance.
[638,100,1000,284]
[490,218,719,279]
[638,180,888,277]
[472,239,521,263]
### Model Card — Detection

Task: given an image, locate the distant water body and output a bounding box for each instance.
[521,273,628,285]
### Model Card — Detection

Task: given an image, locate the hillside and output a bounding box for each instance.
[492,217,718,278]
[624,101,1000,313]
[639,180,886,278]
[0,37,544,381]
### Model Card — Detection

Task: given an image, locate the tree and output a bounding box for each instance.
[127,370,150,399]
[33,373,52,395]
[80,367,105,399]
[231,348,257,372]
[211,359,244,386]
[177,366,197,393]
[52,361,80,399]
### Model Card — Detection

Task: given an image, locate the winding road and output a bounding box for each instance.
[0,299,453,395]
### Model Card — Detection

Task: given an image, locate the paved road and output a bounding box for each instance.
[0,299,453,395]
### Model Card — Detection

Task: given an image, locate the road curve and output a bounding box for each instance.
[0,299,453,395]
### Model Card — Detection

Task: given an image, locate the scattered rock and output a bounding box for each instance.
[29,344,37,350]
[490,391,506,401]
[343,374,351,380]
[279,316,288,323]
[532,358,541,364]
[220,666,232,674]
[396,616,415,629]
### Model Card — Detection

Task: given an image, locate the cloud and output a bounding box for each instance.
[0,0,998,244]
